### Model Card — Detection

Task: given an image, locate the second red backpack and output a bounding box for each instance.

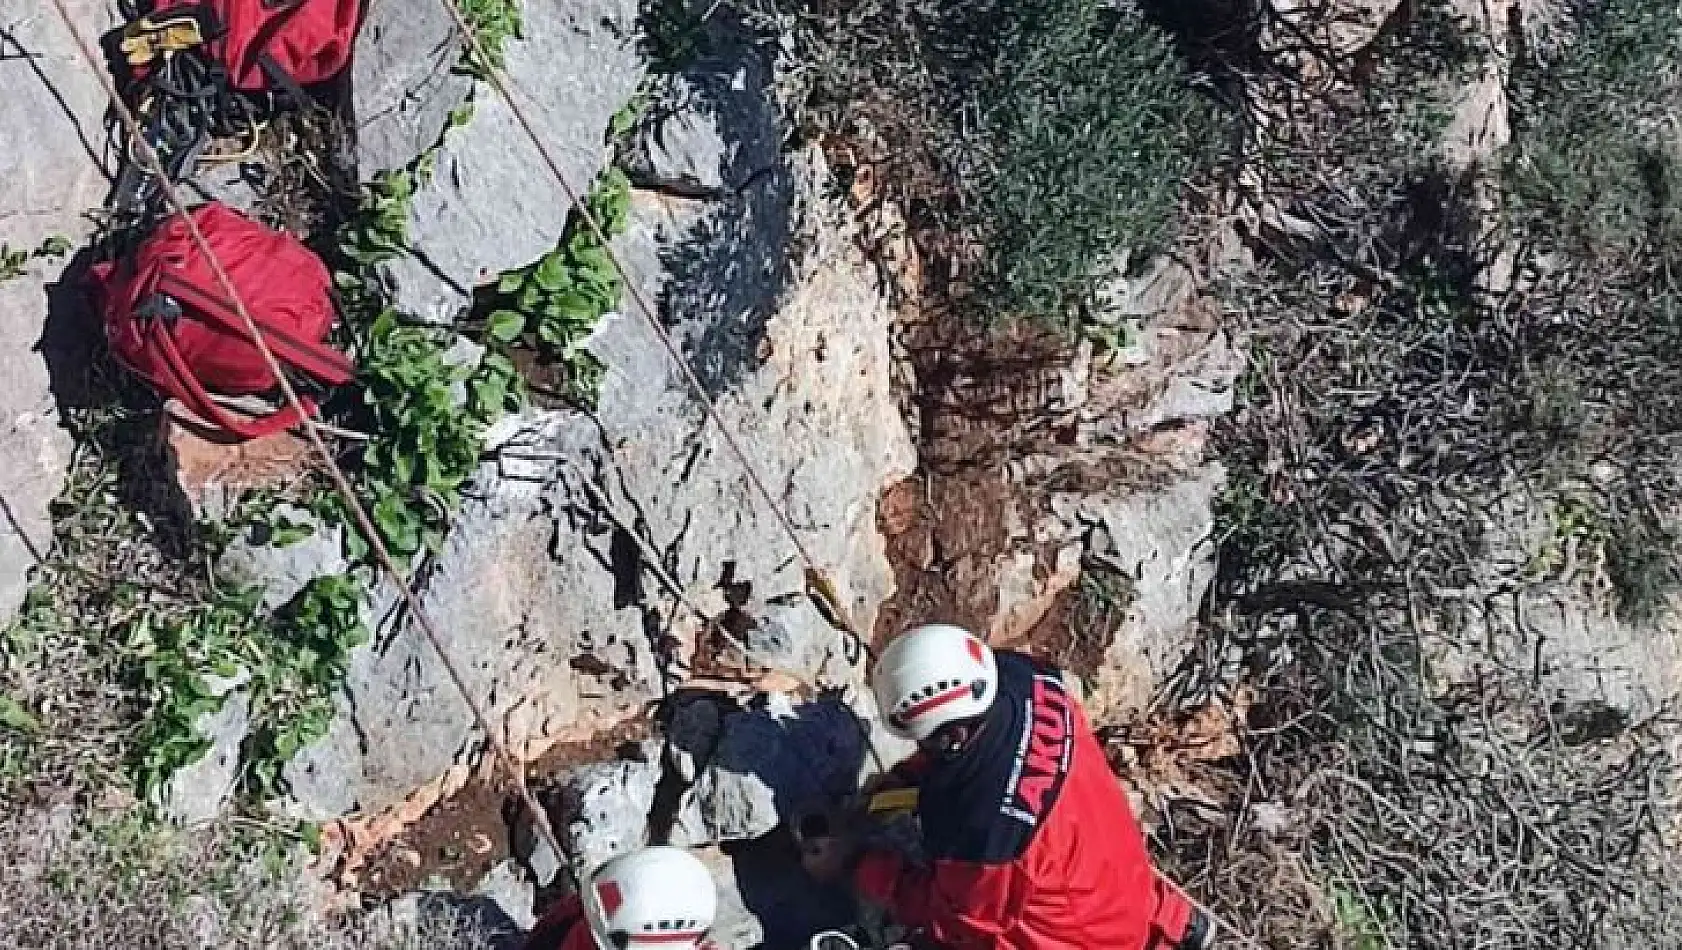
[91,203,355,440]
[120,0,360,93]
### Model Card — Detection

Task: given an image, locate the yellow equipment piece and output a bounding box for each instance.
[119,15,208,67]
[867,787,919,818]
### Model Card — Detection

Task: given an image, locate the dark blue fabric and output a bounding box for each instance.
[915,652,1074,864]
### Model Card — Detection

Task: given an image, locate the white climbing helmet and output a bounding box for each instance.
[873,623,999,741]
[583,846,717,950]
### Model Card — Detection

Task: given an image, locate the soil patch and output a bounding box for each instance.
[356,777,510,898]
[353,720,650,900]
[872,470,1015,647]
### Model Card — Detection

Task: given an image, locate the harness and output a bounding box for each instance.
[106,0,332,222]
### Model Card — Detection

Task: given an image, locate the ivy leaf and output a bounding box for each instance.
[518,282,543,311]
[533,252,571,292]
[373,492,422,556]
[550,290,598,325]
[269,514,316,548]
[609,99,642,139]
[34,235,73,259]
[537,315,575,347]
[497,269,526,295]
[0,694,39,735]
[486,309,526,343]
[385,169,415,200]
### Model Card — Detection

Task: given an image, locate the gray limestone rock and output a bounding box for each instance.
[380,0,646,322]
[297,146,912,817]
[512,802,565,888]
[664,693,726,784]
[692,847,766,950]
[474,859,537,931]
[690,699,867,842]
[216,504,348,612]
[160,690,251,826]
[623,26,781,196]
[279,708,363,820]
[560,754,660,874]
[1055,464,1225,720]
[353,0,474,176]
[0,0,119,620]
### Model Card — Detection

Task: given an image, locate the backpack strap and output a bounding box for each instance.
[255,50,313,109]
[142,312,319,440]
[156,271,355,386]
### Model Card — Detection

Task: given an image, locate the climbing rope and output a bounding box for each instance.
[425,21,1260,947]
[496,443,889,773]
[45,8,1257,946]
[45,0,582,892]
[431,0,878,668]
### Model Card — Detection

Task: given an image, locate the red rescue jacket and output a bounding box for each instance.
[523,895,722,950]
[524,896,596,950]
[855,652,1193,950]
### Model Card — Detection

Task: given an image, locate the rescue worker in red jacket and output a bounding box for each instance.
[524,846,721,950]
[804,624,1214,950]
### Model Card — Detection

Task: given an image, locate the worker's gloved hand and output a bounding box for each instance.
[799,832,861,884]
[860,769,911,797]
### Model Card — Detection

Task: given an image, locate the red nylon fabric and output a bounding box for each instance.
[146,0,359,91]
[523,897,720,950]
[90,202,353,440]
[855,700,1196,950]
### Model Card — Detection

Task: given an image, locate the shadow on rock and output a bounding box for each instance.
[38,245,106,416]
[626,10,800,399]
[727,827,856,950]
[36,245,204,548]
[654,148,798,401]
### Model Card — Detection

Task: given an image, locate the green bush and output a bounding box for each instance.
[730,0,1223,334]
[1507,0,1682,263]
[968,0,1222,328]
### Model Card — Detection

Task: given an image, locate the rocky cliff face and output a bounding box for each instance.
[276,8,916,832]
[300,5,1240,936]
[0,1,1237,943]
[0,1,116,619]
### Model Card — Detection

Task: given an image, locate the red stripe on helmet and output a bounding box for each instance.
[631,932,708,944]
[900,683,973,724]
[596,881,623,917]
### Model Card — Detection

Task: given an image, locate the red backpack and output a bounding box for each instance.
[119,0,361,93]
[112,0,362,214]
[91,203,355,440]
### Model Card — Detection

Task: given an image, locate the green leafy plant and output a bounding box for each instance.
[123,575,370,801]
[125,590,264,800]
[241,576,368,795]
[457,0,523,75]
[476,168,632,405]
[357,311,520,558]
[339,168,416,270]
[0,236,71,282]
[609,88,651,141]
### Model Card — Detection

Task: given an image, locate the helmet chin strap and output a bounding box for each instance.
[927,714,989,760]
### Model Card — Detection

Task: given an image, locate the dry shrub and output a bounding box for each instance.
[0,808,494,950]
[1142,1,1682,947]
